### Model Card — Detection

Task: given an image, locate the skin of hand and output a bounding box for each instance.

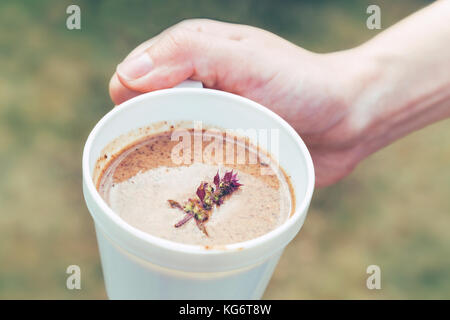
[109,1,450,187]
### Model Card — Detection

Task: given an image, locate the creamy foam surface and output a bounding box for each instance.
[101,163,291,246]
[97,129,294,246]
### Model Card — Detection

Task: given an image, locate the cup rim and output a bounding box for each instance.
[82,88,315,256]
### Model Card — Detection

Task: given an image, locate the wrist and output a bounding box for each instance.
[321,47,386,164]
[340,43,450,162]
[342,45,397,160]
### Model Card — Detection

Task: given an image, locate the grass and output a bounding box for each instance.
[0,0,448,299]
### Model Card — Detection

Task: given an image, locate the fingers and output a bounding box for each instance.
[124,19,250,61]
[122,36,161,62]
[109,73,141,105]
[109,19,282,104]
[115,26,242,93]
[173,19,257,41]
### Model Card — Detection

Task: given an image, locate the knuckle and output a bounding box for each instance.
[175,19,197,28]
[165,27,190,49]
[175,18,213,33]
[158,19,211,57]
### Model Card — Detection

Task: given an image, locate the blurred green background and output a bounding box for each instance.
[0,0,449,299]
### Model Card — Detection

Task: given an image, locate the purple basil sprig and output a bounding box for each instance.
[167,170,243,236]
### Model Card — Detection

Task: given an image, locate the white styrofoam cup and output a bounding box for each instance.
[82,82,314,299]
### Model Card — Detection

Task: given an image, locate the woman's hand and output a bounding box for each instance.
[109,1,450,187]
[110,19,365,187]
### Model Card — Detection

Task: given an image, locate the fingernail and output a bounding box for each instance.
[117,53,153,80]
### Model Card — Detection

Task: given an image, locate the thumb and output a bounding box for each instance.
[116,28,238,92]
